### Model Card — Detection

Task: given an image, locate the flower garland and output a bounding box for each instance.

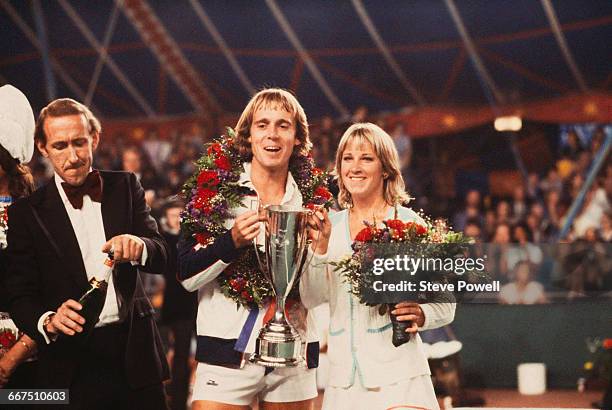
[181,128,333,308]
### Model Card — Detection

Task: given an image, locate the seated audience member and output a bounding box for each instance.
[499,261,547,305]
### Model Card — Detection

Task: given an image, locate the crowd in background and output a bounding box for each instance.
[24,107,611,305]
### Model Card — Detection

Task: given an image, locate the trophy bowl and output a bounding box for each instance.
[249,204,314,367]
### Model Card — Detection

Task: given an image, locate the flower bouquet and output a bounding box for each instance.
[332,216,475,347]
[0,312,18,357]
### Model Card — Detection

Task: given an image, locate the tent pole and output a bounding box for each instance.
[31,0,57,101]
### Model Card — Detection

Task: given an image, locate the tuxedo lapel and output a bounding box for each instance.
[33,179,89,291]
[100,172,129,241]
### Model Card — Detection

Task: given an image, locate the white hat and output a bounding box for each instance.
[0,84,35,164]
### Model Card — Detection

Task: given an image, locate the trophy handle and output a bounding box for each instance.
[251,199,267,272]
[302,208,322,273]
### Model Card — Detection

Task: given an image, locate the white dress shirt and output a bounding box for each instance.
[37,171,147,343]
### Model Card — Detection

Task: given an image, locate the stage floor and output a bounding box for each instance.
[193,387,605,409]
[310,389,604,409]
[447,388,603,408]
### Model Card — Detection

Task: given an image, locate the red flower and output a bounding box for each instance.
[603,338,612,350]
[305,203,316,211]
[314,186,332,201]
[391,230,405,241]
[312,167,323,176]
[193,188,217,214]
[0,331,15,348]
[194,189,215,207]
[197,170,220,187]
[385,219,405,231]
[406,222,427,236]
[241,290,253,302]
[214,155,232,171]
[355,227,374,242]
[230,278,246,292]
[195,232,211,245]
[207,143,223,156]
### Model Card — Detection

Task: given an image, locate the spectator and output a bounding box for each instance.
[491,223,512,281]
[499,261,547,305]
[507,223,543,272]
[122,146,164,191]
[573,184,610,238]
[496,200,511,225]
[540,168,563,195]
[545,190,562,230]
[510,185,528,224]
[575,151,592,178]
[556,154,576,181]
[526,172,541,202]
[600,212,612,242]
[526,213,545,243]
[159,199,197,410]
[351,105,368,123]
[464,218,483,243]
[390,123,413,172]
[483,209,497,241]
[313,115,336,169]
[453,189,483,232]
[560,129,585,160]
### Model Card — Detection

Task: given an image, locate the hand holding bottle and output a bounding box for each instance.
[44,300,85,336]
[101,234,144,263]
[46,252,114,339]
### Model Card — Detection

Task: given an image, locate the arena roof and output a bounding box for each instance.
[1,0,610,120]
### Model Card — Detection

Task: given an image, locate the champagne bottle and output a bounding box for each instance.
[74,252,115,339]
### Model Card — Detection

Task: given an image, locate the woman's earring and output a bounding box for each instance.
[383,173,389,179]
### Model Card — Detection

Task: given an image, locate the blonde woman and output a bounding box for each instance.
[300,123,455,410]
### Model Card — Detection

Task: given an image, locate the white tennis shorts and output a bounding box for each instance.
[192,361,318,406]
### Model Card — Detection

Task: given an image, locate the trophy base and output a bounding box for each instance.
[249,322,305,368]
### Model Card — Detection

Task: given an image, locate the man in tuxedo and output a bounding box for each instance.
[5,98,169,409]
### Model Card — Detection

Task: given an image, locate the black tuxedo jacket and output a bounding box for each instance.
[5,170,170,389]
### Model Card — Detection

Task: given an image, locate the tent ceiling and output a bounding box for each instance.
[1,0,610,119]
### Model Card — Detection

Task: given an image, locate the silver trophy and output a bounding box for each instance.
[250,204,315,367]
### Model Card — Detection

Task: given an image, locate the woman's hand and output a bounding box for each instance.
[392,301,425,333]
[0,355,15,387]
[0,366,10,387]
[307,208,331,255]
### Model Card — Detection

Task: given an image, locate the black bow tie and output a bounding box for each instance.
[61,170,103,209]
